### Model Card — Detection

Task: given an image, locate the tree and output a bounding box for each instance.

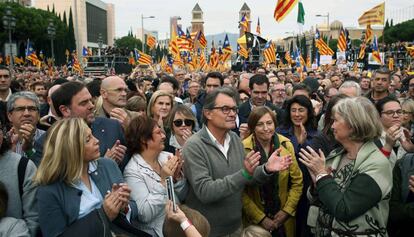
[114,36,142,51]
[329,39,338,54]
[311,37,316,63]
[301,35,307,58]
[390,19,394,27]
[67,8,76,51]
[380,18,414,44]
[385,19,390,31]
[62,11,67,26]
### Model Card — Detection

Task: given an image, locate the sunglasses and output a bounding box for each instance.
[173,119,194,127]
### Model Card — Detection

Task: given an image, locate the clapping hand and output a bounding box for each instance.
[243,150,261,175]
[265,148,292,173]
[299,146,326,183]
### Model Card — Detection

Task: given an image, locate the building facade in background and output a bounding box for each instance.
[35,0,115,57]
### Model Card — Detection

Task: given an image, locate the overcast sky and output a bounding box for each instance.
[103,0,413,39]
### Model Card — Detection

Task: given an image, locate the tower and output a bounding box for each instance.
[191,3,204,34]
[239,2,251,36]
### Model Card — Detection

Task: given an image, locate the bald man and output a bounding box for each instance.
[98,76,131,129]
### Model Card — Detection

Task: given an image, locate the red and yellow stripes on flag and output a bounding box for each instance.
[406,46,414,58]
[198,51,208,71]
[358,43,366,60]
[128,51,135,65]
[316,38,334,56]
[239,14,249,33]
[146,35,157,50]
[299,55,305,68]
[364,25,373,43]
[337,28,347,52]
[263,41,276,64]
[137,51,153,65]
[306,55,311,68]
[14,56,24,65]
[160,56,172,73]
[285,51,292,64]
[197,31,207,49]
[72,52,82,73]
[274,0,299,22]
[358,2,385,26]
[237,43,248,59]
[209,42,219,69]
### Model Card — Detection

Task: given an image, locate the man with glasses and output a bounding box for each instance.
[270,81,287,109]
[99,76,131,130]
[0,65,12,102]
[183,87,291,237]
[7,91,45,158]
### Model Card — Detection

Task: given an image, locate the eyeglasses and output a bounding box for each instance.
[11,106,38,113]
[409,84,414,88]
[173,119,194,127]
[402,110,413,115]
[382,109,403,116]
[211,106,239,114]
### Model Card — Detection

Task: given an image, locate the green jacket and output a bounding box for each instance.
[242,134,303,237]
[308,141,392,237]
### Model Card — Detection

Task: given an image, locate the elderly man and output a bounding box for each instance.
[7,91,45,158]
[183,87,291,237]
[338,80,362,97]
[270,81,287,109]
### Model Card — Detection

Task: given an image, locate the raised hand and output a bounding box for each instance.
[265,148,292,173]
[297,123,308,145]
[173,150,184,181]
[239,123,250,141]
[104,140,127,164]
[299,146,326,183]
[103,191,123,221]
[110,108,130,131]
[160,155,179,182]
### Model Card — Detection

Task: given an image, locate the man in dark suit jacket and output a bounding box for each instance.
[238,74,284,125]
[31,81,127,169]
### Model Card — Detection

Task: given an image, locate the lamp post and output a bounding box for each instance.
[47,19,56,64]
[316,13,330,45]
[2,5,16,75]
[97,33,103,57]
[141,14,155,52]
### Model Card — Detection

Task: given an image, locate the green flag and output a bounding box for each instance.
[297,1,305,24]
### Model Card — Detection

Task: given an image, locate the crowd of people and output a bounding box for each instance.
[0,61,414,237]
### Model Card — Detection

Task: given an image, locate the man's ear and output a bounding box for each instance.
[59,105,71,117]
[100,89,108,99]
[203,109,212,121]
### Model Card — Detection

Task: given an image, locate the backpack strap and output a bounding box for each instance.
[18,156,29,198]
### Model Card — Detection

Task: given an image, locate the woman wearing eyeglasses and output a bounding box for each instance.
[164,104,196,154]
[376,96,408,168]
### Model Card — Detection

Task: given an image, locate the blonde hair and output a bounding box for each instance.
[241,225,271,237]
[147,90,174,118]
[34,118,89,186]
[332,97,382,142]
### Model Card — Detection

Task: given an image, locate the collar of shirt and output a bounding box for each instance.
[206,126,231,159]
[169,134,182,150]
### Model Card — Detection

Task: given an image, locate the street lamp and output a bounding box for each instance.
[47,19,56,63]
[2,5,16,76]
[141,14,155,52]
[316,13,330,44]
[97,33,103,57]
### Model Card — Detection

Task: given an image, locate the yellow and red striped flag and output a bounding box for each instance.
[358,2,385,26]
[372,35,382,64]
[198,50,207,71]
[209,41,219,69]
[197,31,207,49]
[237,43,248,59]
[316,38,334,56]
[358,43,366,60]
[406,46,414,57]
[285,51,292,64]
[128,51,135,65]
[134,49,152,65]
[263,40,276,64]
[364,24,373,43]
[337,27,347,52]
[274,0,299,22]
[388,57,394,71]
[239,14,249,33]
[146,35,157,50]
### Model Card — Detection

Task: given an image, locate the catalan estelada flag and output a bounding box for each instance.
[372,35,382,64]
[197,31,207,49]
[358,2,385,26]
[263,40,276,64]
[358,43,366,60]
[364,24,373,43]
[337,27,347,52]
[315,29,334,56]
[239,14,249,33]
[274,0,299,22]
[134,49,152,65]
[237,43,248,59]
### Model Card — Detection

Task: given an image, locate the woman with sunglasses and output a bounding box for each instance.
[164,104,196,153]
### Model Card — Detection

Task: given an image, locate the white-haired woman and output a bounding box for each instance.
[299,97,392,236]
